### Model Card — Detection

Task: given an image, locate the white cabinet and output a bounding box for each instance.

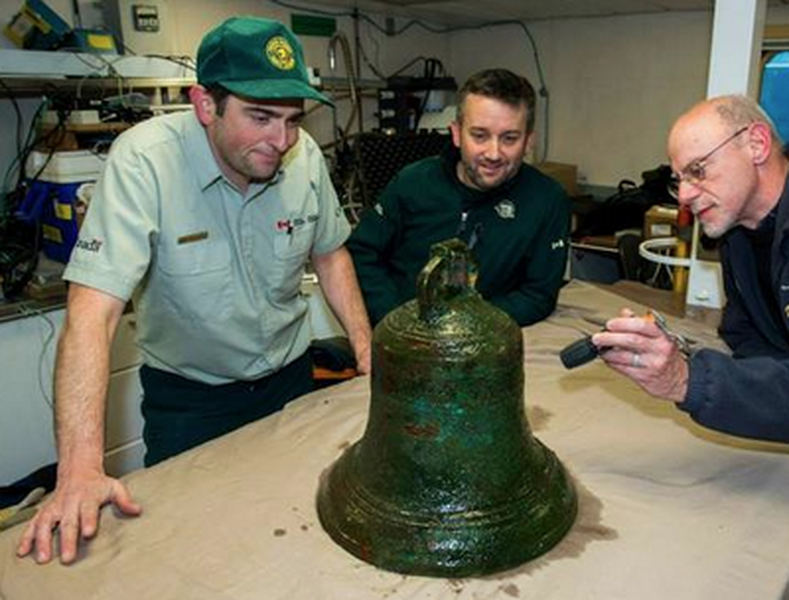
[0,279,341,485]
[0,310,144,486]
[105,315,145,477]
[0,309,62,485]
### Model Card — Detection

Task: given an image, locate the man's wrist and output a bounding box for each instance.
[667,357,690,404]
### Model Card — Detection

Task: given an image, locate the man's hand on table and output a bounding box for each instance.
[16,468,141,565]
[592,308,690,403]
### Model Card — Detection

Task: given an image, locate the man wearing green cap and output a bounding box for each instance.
[17,16,371,565]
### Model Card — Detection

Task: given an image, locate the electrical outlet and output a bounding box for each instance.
[132,4,160,32]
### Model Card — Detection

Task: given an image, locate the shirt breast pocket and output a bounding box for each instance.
[273,223,315,260]
[158,239,230,275]
[156,240,233,321]
[270,223,315,299]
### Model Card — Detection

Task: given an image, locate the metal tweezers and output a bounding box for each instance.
[648,309,693,358]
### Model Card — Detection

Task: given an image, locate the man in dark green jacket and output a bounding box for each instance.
[347,68,571,326]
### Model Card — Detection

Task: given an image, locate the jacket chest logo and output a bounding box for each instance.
[494,199,516,219]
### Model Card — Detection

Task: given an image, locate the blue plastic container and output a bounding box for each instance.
[17,180,89,263]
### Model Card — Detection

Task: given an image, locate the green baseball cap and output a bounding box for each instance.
[197,16,333,106]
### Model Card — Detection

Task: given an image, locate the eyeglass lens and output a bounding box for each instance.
[668,126,748,198]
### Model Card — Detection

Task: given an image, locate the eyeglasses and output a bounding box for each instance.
[668,125,749,198]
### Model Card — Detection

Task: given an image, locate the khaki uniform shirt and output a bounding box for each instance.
[65,110,350,384]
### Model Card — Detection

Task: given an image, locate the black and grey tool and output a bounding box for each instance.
[559,309,692,370]
[559,335,605,369]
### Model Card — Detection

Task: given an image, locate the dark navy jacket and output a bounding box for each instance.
[680,175,789,443]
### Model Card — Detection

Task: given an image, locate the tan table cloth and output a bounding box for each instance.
[2,281,789,600]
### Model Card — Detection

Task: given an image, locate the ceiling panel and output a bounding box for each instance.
[314,0,787,25]
[374,0,457,5]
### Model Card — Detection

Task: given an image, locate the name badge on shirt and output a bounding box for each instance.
[177,231,209,245]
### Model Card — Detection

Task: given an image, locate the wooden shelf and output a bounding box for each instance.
[0,75,195,99]
[40,121,131,133]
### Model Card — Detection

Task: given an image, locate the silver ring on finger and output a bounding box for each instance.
[631,352,642,368]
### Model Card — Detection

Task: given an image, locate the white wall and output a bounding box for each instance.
[450,5,789,187]
[159,0,452,147]
[450,11,712,186]
[768,5,789,24]
[4,3,789,189]
[0,0,451,178]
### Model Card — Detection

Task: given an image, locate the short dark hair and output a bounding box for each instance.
[205,84,232,116]
[456,69,536,133]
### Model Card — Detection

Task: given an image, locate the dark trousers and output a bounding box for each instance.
[139,353,313,466]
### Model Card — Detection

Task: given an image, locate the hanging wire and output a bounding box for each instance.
[18,303,57,410]
[0,79,24,162]
[0,96,50,224]
[360,18,385,80]
[269,0,551,161]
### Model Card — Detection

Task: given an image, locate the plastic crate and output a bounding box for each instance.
[19,151,105,263]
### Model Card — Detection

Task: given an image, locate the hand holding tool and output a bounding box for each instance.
[559,309,692,369]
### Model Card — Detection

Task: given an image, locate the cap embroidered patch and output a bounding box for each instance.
[265,36,295,71]
[196,17,332,106]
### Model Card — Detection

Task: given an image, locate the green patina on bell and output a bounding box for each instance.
[317,238,577,577]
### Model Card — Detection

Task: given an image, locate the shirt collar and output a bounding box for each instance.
[185,110,289,195]
[776,171,789,235]
[184,110,224,191]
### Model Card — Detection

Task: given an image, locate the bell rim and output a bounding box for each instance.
[316,441,578,578]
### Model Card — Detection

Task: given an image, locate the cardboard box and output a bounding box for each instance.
[644,204,679,239]
[535,161,578,196]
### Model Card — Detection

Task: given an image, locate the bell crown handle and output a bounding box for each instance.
[417,238,478,321]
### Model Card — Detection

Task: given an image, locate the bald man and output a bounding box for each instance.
[592,94,789,443]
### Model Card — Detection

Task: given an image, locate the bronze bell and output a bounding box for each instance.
[317,238,577,577]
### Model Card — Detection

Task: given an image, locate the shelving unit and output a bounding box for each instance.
[0,50,184,482]
[0,75,194,98]
[0,48,195,104]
